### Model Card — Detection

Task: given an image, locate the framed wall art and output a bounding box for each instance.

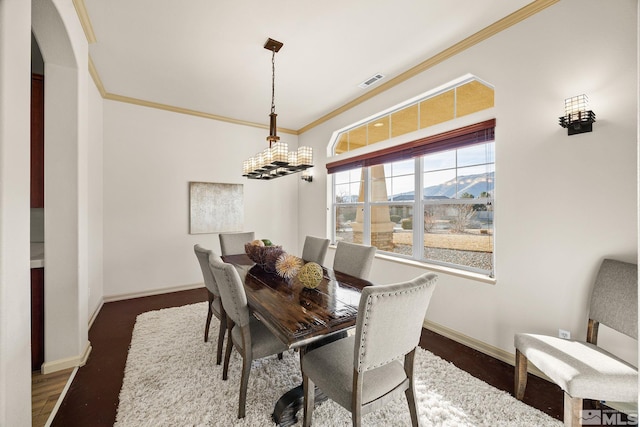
[189,182,243,234]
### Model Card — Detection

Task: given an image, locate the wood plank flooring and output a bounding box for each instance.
[48,287,566,425]
[32,368,74,427]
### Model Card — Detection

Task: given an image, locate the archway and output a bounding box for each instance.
[31,0,90,373]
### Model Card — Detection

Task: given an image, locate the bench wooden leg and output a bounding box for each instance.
[514,349,528,400]
[563,392,582,427]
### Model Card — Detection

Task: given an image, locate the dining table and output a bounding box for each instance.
[221,253,374,426]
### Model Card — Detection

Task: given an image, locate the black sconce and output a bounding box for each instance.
[559,94,596,135]
[301,170,313,182]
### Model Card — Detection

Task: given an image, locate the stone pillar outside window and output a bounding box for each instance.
[350,165,395,251]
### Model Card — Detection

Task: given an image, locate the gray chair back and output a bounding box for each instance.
[589,258,638,339]
[301,236,330,265]
[333,241,376,280]
[354,273,437,373]
[209,258,251,328]
[219,231,255,256]
[194,244,222,296]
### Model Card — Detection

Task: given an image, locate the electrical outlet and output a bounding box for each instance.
[558,329,571,339]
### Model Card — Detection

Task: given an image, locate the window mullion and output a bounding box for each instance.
[331,173,337,243]
[363,167,371,246]
[413,157,423,259]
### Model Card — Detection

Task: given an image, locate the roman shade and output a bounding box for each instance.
[326,119,495,174]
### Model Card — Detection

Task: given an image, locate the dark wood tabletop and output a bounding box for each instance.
[222,253,373,348]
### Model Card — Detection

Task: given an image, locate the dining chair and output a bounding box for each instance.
[209,256,289,419]
[514,258,638,427]
[219,231,255,256]
[301,236,330,265]
[301,272,438,427]
[193,244,227,365]
[332,241,376,280]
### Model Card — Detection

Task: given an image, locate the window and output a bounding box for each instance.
[333,76,494,155]
[420,142,494,273]
[334,168,363,240]
[330,121,495,277]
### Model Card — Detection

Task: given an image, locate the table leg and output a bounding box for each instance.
[272,385,327,427]
[271,331,347,426]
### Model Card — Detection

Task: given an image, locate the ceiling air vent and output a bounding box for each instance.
[358,73,385,89]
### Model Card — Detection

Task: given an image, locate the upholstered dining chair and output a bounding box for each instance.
[332,241,376,280]
[514,258,638,427]
[301,272,438,427]
[209,257,289,419]
[219,231,255,256]
[301,236,330,265]
[193,244,227,365]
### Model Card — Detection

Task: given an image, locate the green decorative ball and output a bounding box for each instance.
[297,262,323,289]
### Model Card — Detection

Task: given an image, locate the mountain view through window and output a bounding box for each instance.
[333,141,494,276]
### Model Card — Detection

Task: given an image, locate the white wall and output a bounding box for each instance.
[102,101,300,298]
[88,78,104,319]
[33,0,92,371]
[0,1,33,425]
[299,0,638,364]
[0,0,100,419]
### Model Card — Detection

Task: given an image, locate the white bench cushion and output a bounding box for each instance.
[515,333,637,402]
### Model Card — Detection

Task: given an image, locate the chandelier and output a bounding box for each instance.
[242,38,313,180]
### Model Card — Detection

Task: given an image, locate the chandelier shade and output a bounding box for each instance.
[243,38,313,180]
[243,145,314,180]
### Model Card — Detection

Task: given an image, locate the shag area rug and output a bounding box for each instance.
[115,302,562,426]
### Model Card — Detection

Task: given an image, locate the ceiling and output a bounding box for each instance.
[83,0,542,134]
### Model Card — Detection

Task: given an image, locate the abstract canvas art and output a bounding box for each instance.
[189,182,243,234]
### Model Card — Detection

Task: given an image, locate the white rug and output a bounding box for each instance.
[115,303,562,427]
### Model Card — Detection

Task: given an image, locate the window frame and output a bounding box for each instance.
[330,122,495,277]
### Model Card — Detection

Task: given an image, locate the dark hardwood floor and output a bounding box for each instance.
[52,287,564,426]
[420,328,563,421]
[52,289,207,426]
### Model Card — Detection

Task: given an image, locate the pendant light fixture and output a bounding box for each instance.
[242,38,313,180]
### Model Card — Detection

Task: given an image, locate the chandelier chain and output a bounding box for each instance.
[242,38,313,180]
[271,48,276,114]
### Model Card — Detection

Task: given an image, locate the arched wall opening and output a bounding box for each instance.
[31,0,90,373]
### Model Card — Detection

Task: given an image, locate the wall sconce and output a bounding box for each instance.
[558,94,596,135]
[301,170,313,182]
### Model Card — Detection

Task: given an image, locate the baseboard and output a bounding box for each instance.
[41,340,92,374]
[422,319,551,381]
[103,282,204,303]
[424,321,638,415]
[44,366,78,427]
[88,299,104,329]
[90,282,203,327]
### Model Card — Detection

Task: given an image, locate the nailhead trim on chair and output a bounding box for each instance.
[357,283,429,371]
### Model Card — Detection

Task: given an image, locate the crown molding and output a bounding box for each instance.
[88,52,297,134]
[102,92,298,135]
[81,0,558,136]
[72,0,97,44]
[88,55,106,97]
[297,0,559,134]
